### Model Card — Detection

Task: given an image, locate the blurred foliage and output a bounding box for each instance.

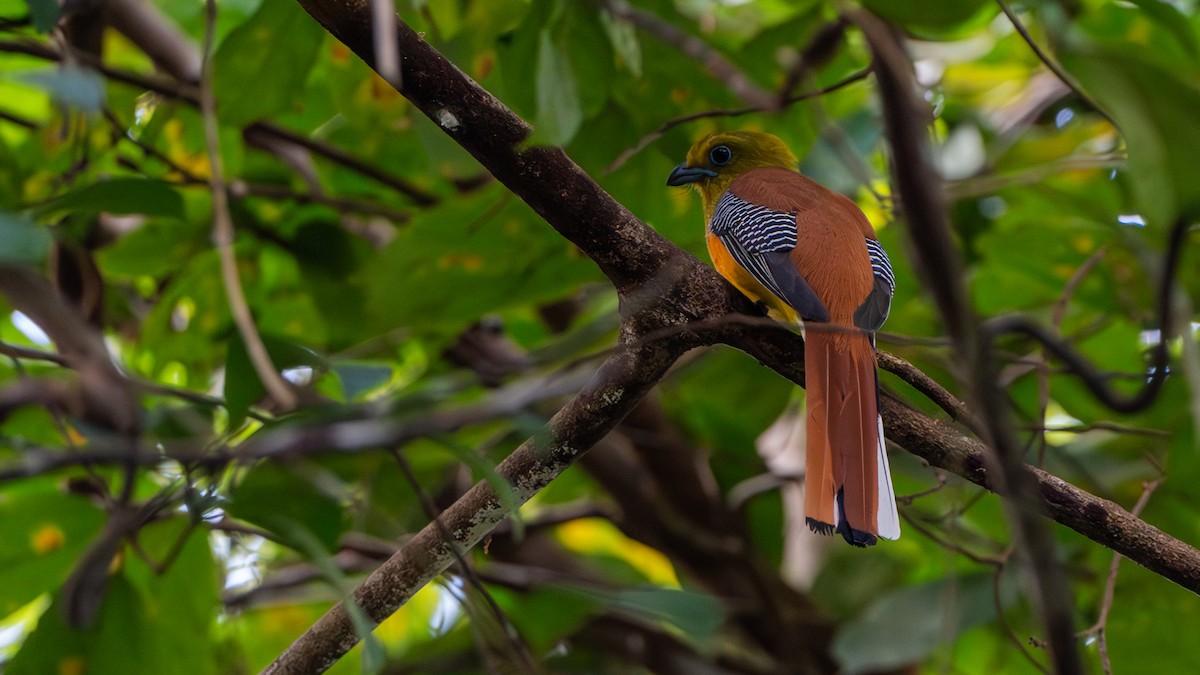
[0,0,1198,673]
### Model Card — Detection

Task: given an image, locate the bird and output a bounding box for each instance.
[667,130,900,546]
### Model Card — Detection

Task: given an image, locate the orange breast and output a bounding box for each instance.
[706,233,799,323]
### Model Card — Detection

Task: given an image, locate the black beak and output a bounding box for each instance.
[666,163,718,186]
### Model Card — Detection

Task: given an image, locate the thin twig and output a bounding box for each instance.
[245,123,438,206]
[0,340,69,365]
[601,0,773,109]
[1034,246,1109,465]
[227,181,411,222]
[945,152,1126,199]
[199,0,296,411]
[988,217,1189,415]
[0,40,439,209]
[994,0,1113,127]
[1079,477,1163,675]
[895,468,947,505]
[900,510,1006,566]
[606,68,871,173]
[0,38,201,99]
[0,107,38,129]
[877,351,980,432]
[104,107,203,181]
[389,449,537,671]
[103,108,412,223]
[1025,422,1169,438]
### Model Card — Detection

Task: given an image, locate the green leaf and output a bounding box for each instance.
[565,585,724,645]
[528,30,582,147]
[833,571,1016,674]
[212,0,324,125]
[25,0,61,33]
[600,7,642,78]
[0,213,52,264]
[859,0,993,35]
[495,0,547,118]
[1062,48,1200,226]
[9,575,145,675]
[227,462,347,553]
[1126,0,1199,59]
[223,334,325,427]
[493,585,600,654]
[563,2,613,119]
[0,480,105,617]
[38,178,184,219]
[365,185,597,335]
[98,217,207,278]
[8,519,219,675]
[121,519,220,675]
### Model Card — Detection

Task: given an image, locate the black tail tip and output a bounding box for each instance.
[806,517,877,546]
[839,527,878,548]
[807,492,881,546]
[806,518,835,536]
[834,489,878,547]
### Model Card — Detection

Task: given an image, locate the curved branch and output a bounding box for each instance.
[876,350,980,432]
[994,0,1113,127]
[985,217,1189,414]
[605,68,871,174]
[0,39,436,209]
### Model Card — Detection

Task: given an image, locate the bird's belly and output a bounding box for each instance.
[706,233,799,323]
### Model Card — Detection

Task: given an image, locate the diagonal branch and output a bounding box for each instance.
[200,0,296,412]
[264,337,682,672]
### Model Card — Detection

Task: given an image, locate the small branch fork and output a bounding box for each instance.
[1079,478,1163,675]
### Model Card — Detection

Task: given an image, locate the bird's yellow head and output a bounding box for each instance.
[666,131,798,207]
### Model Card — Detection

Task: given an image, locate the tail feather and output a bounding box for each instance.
[875,413,901,540]
[802,331,836,527]
[803,327,899,545]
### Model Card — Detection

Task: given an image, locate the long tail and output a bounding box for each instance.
[803,327,901,546]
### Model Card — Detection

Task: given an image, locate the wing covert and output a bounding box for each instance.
[853,237,894,331]
[711,191,829,323]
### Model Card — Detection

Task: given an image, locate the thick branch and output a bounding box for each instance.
[292,0,698,292]
[264,338,679,673]
[880,395,1200,592]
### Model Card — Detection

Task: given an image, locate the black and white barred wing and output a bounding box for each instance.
[853,237,894,332]
[710,191,829,323]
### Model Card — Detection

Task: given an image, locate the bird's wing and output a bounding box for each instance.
[853,237,894,332]
[710,191,829,323]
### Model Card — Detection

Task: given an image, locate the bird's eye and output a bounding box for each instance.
[708,145,732,166]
